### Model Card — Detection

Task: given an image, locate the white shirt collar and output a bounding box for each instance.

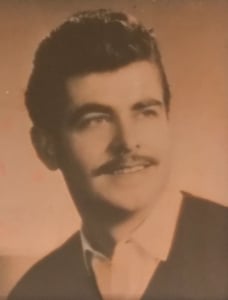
[80,186,182,270]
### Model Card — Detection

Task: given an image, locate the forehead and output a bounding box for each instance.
[66,60,164,110]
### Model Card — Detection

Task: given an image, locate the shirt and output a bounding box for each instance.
[80,187,182,300]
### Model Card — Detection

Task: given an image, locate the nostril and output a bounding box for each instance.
[108,139,131,156]
[108,119,139,155]
[108,138,141,156]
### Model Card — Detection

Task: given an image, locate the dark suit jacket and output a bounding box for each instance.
[8,192,228,300]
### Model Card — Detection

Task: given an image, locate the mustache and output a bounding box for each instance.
[92,154,160,177]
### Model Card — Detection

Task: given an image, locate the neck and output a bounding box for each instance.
[82,206,151,258]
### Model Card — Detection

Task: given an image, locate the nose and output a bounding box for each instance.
[107,117,140,156]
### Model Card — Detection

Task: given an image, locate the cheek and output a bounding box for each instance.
[138,119,170,155]
[62,128,113,168]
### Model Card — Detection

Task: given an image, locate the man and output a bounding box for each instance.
[8,9,228,300]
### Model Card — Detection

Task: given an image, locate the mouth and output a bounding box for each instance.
[111,163,152,176]
[92,156,159,177]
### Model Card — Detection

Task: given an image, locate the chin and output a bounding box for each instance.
[89,165,171,215]
[97,184,161,214]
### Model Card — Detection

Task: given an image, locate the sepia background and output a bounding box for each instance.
[1,0,228,298]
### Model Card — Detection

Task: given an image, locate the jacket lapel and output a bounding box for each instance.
[141,193,228,299]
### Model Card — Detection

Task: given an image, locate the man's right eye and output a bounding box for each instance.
[75,113,111,130]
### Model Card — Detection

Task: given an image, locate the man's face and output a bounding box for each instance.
[55,60,171,218]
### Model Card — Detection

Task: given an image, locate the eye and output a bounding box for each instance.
[140,107,159,117]
[76,112,111,130]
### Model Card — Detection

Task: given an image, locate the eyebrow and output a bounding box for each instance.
[132,98,163,111]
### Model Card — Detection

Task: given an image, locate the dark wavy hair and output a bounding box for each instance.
[26,9,171,133]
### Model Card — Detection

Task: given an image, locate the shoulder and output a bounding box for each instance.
[176,191,228,251]
[181,191,228,220]
[23,231,82,276]
[168,192,228,296]
[8,232,84,300]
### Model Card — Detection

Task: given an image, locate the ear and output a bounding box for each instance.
[30,126,59,170]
